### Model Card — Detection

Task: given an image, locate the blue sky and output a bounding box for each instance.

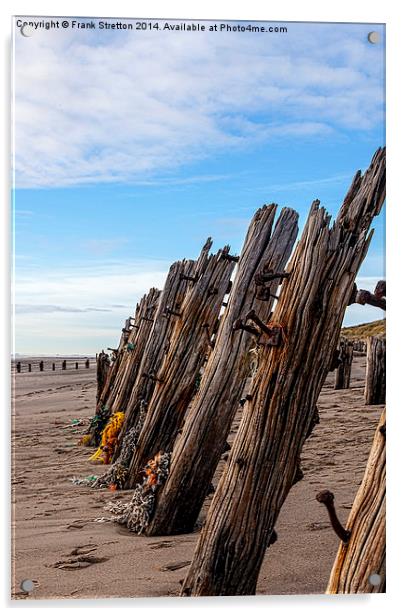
[12,19,385,354]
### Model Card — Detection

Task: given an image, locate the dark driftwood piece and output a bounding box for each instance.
[112,257,197,462]
[96,351,110,403]
[364,337,386,405]
[146,205,298,535]
[334,338,354,390]
[123,242,236,489]
[181,147,385,596]
[326,410,385,593]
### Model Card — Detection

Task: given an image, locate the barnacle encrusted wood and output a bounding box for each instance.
[146,205,298,535]
[181,147,385,596]
[112,256,198,462]
[364,336,386,405]
[123,241,236,489]
[326,409,385,593]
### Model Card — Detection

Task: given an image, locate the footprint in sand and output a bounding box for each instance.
[47,545,109,570]
[158,560,191,572]
[149,540,175,550]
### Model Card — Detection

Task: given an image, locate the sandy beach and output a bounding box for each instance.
[11,355,383,599]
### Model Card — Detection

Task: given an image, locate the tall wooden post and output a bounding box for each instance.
[124,243,236,489]
[62,360,66,370]
[39,361,44,372]
[28,363,31,373]
[96,351,111,403]
[147,205,298,536]
[365,337,386,405]
[16,362,21,373]
[334,338,354,390]
[112,257,198,462]
[326,410,385,593]
[87,291,160,446]
[181,147,385,596]
[104,289,161,415]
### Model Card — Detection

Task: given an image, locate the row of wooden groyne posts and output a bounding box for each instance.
[14,359,93,373]
[74,148,385,596]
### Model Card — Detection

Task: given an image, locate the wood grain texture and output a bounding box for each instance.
[124,241,236,489]
[334,338,354,390]
[181,147,386,596]
[326,409,385,593]
[112,257,196,461]
[147,205,298,535]
[364,337,386,405]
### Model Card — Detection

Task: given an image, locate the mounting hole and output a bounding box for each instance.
[20,24,34,37]
[367,31,380,44]
[368,573,382,586]
[20,579,34,593]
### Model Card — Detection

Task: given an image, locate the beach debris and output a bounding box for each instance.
[70,475,98,486]
[105,452,170,534]
[89,411,125,464]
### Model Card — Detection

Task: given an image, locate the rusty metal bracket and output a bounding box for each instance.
[221,253,239,263]
[180,273,199,283]
[255,271,290,286]
[316,490,351,544]
[232,318,260,337]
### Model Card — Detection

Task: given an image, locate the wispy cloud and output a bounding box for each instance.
[13,259,171,353]
[15,304,112,314]
[13,21,384,188]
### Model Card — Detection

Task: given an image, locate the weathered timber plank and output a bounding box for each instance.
[147,204,298,535]
[123,242,236,489]
[334,338,354,390]
[112,257,196,462]
[364,336,386,405]
[326,410,385,593]
[182,147,385,596]
[87,290,160,445]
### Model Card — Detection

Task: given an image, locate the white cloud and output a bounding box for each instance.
[13,259,170,353]
[13,21,384,188]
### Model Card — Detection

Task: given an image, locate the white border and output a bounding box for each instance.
[2,1,401,614]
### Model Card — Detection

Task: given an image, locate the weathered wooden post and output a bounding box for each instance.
[52,363,56,371]
[96,350,110,403]
[102,288,161,417]
[123,242,236,491]
[75,362,79,370]
[39,360,44,372]
[62,360,66,370]
[334,338,354,390]
[146,205,298,536]
[16,362,21,373]
[181,147,385,596]
[86,291,160,447]
[112,256,198,463]
[325,409,385,593]
[364,336,386,405]
[85,359,90,369]
[28,363,31,373]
